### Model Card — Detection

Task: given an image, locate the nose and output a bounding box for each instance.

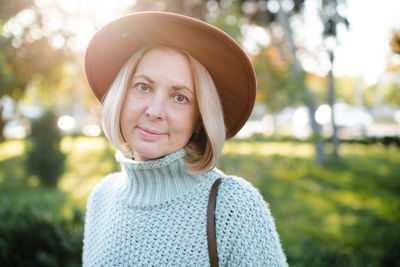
[145,94,166,120]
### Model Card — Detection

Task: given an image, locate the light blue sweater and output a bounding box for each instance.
[83,149,287,266]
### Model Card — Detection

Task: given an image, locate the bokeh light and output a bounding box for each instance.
[58,115,76,131]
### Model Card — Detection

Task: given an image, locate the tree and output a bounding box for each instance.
[131,0,206,18]
[390,30,400,54]
[25,110,66,187]
[383,82,400,106]
[0,0,35,140]
[0,0,70,141]
[254,46,302,112]
[319,0,349,162]
[234,0,326,164]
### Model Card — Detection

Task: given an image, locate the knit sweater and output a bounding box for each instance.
[82,149,287,266]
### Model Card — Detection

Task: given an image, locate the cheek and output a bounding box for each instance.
[120,100,140,133]
[120,106,130,130]
[121,94,142,120]
[173,110,198,137]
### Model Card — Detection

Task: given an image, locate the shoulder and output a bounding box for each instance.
[214,173,275,231]
[214,175,288,266]
[217,175,268,211]
[214,173,281,243]
[86,172,124,208]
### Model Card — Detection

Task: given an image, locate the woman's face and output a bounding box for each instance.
[120,48,199,161]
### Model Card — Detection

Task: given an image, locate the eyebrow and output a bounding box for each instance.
[133,74,154,84]
[133,74,195,96]
[171,86,195,97]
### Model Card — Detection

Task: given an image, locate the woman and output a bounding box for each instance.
[83,11,287,266]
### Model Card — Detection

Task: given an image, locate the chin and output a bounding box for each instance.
[133,148,166,161]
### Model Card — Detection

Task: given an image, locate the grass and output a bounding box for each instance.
[1,137,399,266]
[220,141,400,266]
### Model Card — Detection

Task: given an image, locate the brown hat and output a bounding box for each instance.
[85,11,256,139]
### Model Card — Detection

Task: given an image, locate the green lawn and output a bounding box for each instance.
[220,141,400,266]
[1,137,399,266]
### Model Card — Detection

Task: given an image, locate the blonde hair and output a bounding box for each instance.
[101,45,226,174]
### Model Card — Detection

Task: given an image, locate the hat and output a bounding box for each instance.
[85,11,256,139]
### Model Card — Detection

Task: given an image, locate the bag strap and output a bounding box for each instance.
[207,177,222,267]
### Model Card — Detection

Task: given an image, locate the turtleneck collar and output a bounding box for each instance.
[115,149,202,207]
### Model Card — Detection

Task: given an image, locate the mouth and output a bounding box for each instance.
[137,127,166,138]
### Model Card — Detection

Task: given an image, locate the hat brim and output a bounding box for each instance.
[85,11,256,139]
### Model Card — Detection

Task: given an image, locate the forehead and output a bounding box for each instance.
[134,48,193,85]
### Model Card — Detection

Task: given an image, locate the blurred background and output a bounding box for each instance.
[1,0,399,266]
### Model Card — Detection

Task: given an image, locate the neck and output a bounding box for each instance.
[115,149,201,207]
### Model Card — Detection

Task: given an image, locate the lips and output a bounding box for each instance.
[137,126,166,139]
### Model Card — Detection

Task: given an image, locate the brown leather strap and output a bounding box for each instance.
[207,178,222,267]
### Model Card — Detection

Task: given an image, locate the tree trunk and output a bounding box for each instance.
[328,50,340,162]
[277,0,325,165]
[0,105,5,142]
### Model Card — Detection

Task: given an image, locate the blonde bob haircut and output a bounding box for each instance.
[101,45,226,174]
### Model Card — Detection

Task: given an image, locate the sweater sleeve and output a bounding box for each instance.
[216,177,288,267]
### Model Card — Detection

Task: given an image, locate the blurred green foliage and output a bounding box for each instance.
[254,47,305,112]
[219,141,400,266]
[0,137,399,266]
[25,110,66,187]
[0,188,83,267]
[382,82,400,107]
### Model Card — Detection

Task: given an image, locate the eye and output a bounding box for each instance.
[174,94,188,104]
[136,83,150,92]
